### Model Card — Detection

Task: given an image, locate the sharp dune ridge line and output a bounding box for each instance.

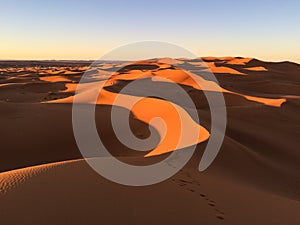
[48,82,210,156]
[0,159,81,196]
[43,58,287,156]
[48,59,286,108]
[39,75,72,82]
[244,66,268,71]
[151,68,285,107]
[42,58,287,156]
[226,57,253,65]
[204,62,245,75]
[0,55,297,164]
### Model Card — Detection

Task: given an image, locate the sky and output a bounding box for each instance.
[1,0,299,62]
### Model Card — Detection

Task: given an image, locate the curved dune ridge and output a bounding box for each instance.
[0,159,81,196]
[244,66,268,71]
[108,60,285,107]
[0,82,27,87]
[54,60,286,107]
[45,58,287,156]
[1,157,300,225]
[126,62,285,107]
[200,57,252,65]
[226,57,253,65]
[49,81,210,156]
[39,75,72,82]
[204,62,245,75]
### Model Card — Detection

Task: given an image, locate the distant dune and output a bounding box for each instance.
[0,57,299,225]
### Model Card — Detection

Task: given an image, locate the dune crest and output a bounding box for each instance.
[201,56,235,61]
[244,66,267,71]
[52,80,210,156]
[41,57,291,158]
[50,59,286,108]
[243,95,286,107]
[226,57,253,65]
[39,75,71,82]
[205,62,245,75]
[0,159,81,196]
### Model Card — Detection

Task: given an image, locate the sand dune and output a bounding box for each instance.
[201,56,235,61]
[0,57,299,225]
[0,159,80,196]
[0,157,299,225]
[244,66,268,71]
[205,62,245,75]
[39,75,72,82]
[100,61,286,107]
[49,82,210,156]
[226,57,253,65]
[43,60,285,155]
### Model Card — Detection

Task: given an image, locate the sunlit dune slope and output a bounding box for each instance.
[43,58,288,155]
[39,75,72,82]
[107,61,286,107]
[0,57,296,160]
[244,66,267,71]
[49,82,210,156]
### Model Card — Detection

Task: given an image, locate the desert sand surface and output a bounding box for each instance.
[0,57,300,225]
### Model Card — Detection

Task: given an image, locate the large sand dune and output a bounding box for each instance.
[0,58,299,224]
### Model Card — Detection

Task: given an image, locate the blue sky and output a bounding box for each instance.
[1,0,299,62]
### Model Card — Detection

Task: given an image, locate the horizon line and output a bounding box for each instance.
[0,57,299,64]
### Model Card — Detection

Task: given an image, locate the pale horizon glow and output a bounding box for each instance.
[0,0,299,63]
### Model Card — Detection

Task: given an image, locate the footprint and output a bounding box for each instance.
[178,179,193,184]
[208,202,215,207]
[171,172,226,221]
[216,214,225,220]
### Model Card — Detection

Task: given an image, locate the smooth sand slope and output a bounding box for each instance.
[0,58,300,225]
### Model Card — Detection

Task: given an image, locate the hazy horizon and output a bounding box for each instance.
[0,56,299,64]
[1,0,299,62]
